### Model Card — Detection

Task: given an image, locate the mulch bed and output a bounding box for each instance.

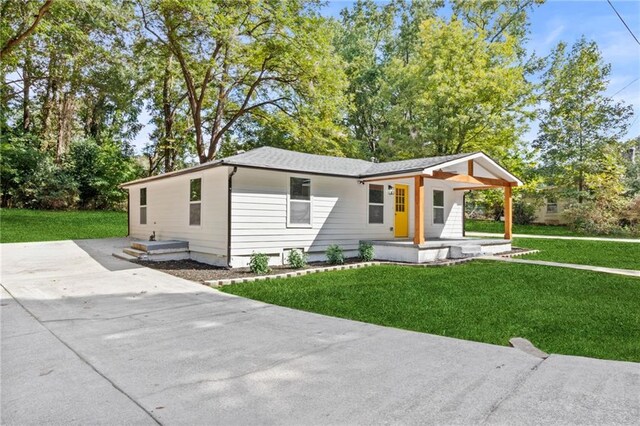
[133,258,364,283]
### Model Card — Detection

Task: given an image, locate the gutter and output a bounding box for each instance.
[226,166,238,268]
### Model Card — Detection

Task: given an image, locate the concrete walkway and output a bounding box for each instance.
[479,255,640,277]
[467,231,640,243]
[2,239,639,425]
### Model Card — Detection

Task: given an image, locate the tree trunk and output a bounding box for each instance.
[56,92,74,161]
[22,54,32,132]
[162,54,175,172]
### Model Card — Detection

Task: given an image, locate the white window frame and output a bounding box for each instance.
[287,176,312,228]
[546,200,558,214]
[139,187,147,225]
[189,177,202,227]
[432,189,445,225]
[368,184,385,225]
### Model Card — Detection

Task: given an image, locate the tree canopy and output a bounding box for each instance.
[1,0,637,216]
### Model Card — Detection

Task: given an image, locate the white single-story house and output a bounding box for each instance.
[120,147,522,267]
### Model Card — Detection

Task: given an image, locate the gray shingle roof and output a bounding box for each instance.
[222,147,474,178]
[365,152,474,176]
[121,147,478,187]
[222,147,373,177]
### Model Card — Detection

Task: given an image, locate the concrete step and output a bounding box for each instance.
[131,240,189,253]
[449,245,482,259]
[123,248,148,259]
[112,251,138,262]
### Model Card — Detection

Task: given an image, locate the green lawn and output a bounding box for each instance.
[0,208,127,243]
[222,262,640,362]
[466,219,579,236]
[515,238,640,270]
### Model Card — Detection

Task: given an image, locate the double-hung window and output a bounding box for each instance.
[189,178,202,226]
[546,199,558,213]
[433,190,445,224]
[289,177,311,226]
[368,184,384,224]
[140,188,147,225]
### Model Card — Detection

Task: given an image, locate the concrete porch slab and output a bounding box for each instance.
[364,238,512,263]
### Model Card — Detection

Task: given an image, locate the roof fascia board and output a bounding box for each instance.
[423,152,523,186]
[120,161,223,188]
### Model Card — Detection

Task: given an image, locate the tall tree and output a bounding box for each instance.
[334,0,441,155]
[138,0,349,163]
[534,38,633,202]
[380,16,534,159]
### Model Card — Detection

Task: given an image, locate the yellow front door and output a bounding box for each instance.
[394,184,409,238]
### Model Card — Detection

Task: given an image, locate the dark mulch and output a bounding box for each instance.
[133,258,364,283]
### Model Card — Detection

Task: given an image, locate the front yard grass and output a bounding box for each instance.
[515,238,640,270]
[0,208,127,243]
[222,262,640,362]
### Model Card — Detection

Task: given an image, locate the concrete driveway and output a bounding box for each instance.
[1,239,638,425]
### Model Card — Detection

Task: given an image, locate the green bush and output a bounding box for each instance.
[287,249,308,269]
[358,242,374,261]
[249,252,271,274]
[326,244,344,265]
[513,200,537,225]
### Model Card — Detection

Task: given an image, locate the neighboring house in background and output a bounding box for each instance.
[533,198,571,225]
[120,147,521,267]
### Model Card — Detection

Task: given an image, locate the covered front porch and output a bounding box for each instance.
[362,153,521,263]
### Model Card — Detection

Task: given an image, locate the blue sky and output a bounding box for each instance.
[131,0,640,152]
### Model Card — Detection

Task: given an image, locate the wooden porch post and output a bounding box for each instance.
[414,175,425,244]
[504,186,513,240]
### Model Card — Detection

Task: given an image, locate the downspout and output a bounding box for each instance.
[127,190,130,237]
[226,166,238,268]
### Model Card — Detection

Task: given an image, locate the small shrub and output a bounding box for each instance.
[287,249,308,269]
[513,200,537,225]
[326,244,344,265]
[358,241,374,261]
[249,252,270,274]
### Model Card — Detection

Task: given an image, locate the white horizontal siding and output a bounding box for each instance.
[128,166,229,262]
[229,169,464,266]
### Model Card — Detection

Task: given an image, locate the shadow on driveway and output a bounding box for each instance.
[73,238,142,272]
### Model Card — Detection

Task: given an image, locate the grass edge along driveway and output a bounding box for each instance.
[222,262,640,363]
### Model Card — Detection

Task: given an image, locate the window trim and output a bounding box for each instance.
[546,201,558,214]
[139,187,147,225]
[287,176,313,228]
[432,188,445,225]
[189,177,202,227]
[368,183,385,225]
